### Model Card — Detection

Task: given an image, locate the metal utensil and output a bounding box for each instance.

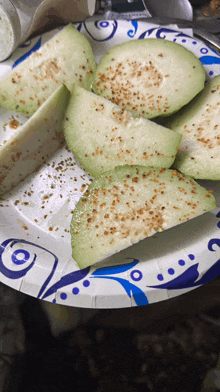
[142,0,193,21]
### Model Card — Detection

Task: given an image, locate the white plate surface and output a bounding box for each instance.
[1,19,220,309]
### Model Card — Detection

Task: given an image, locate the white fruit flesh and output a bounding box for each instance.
[0,84,69,195]
[63,86,182,177]
[0,24,96,116]
[169,75,220,180]
[92,39,205,119]
[71,165,216,268]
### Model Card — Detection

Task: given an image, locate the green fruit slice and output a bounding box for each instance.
[71,165,215,268]
[63,86,182,177]
[92,38,205,119]
[0,84,70,195]
[168,75,220,180]
[0,24,96,116]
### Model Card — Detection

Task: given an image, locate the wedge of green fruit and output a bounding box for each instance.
[71,165,216,268]
[63,86,182,177]
[168,75,220,180]
[0,84,69,196]
[92,38,205,119]
[0,24,96,116]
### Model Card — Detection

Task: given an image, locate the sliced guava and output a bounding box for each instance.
[71,165,215,268]
[63,86,182,177]
[168,75,220,180]
[0,24,96,116]
[92,38,205,119]
[0,84,69,195]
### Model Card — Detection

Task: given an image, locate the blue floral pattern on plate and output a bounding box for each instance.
[1,209,220,306]
[0,19,220,308]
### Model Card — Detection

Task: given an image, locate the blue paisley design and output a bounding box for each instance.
[127,21,138,38]
[41,258,148,306]
[92,258,139,275]
[138,27,190,40]
[13,37,42,68]
[42,267,90,300]
[197,259,220,285]
[199,56,220,65]
[91,258,148,306]
[138,27,157,39]
[208,238,220,251]
[148,264,200,290]
[93,276,148,305]
[155,28,188,40]
[0,239,36,279]
[0,238,58,298]
[148,257,220,291]
[83,20,118,42]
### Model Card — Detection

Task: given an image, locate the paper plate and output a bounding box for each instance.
[0,19,220,309]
